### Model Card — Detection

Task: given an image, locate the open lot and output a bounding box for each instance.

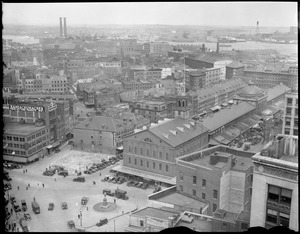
[5,145,153,232]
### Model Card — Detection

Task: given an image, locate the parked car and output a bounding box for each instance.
[141,183,149,190]
[137,182,143,188]
[43,169,56,176]
[21,200,27,212]
[24,212,31,221]
[103,189,114,197]
[4,183,12,191]
[55,148,61,153]
[14,204,22,213]
[96,218,108,227]
[58,170,68,177]
[81,197,89,205]
[107,176,115,183]
[127,180,135,187]
[48,202,54,211]
[101,175,110,182]
[61,202,68,210]
[83,170,92,175]
[114,188,128,200]
[73,177,85,182]
[67,220,75,229]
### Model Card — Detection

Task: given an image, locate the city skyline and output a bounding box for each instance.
[2,2,298,27]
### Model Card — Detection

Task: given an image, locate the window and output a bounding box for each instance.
[153,162,156,169]
[20,138,25,142]
[268,185,280,202]
[91,136,93,139]
[166,153,169,160]
[147,161,149,168]
[165,165,168,172]
[285,120,291,126]
[180,185,183,192]
[202,179,206,188]
[280,188,292,205]
[140,220,144,227]
[129,146,132,153]
[134,158,137,165]
[147,149,149,156]
[222,223,227,228]
[286,107,292,114]
[134,147,137,154]
[293,129,298,136]
[140,159,143,166]
[7,136,12,141]
[193,189,196,196]
[159,163,162,170]
[13,137,19,141]
[202,193,206,200]
[153,151,156,157]
[287,98,293,105]
[140,148,143,155]
[159,152,162,159]
[213,190,218,199]
[180,172,183,181]
[213,204,217,212]
[129,157,131,164]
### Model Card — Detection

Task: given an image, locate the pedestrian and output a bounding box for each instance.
[86,206,88,211]
[26,187,28,190]
[114,199,116,203]
[28,183,30,187]
[122,211,124,214]
[26,169,27,173]
[100,172,101,176]
[42,183,44,187]
[33,197,35,201]
[55,178,56,182]
[17,186,19,190]
[37,183,39,186]
[78,214,80,219]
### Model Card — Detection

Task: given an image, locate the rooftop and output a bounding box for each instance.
[4,122,47,136]
[132,206,179,220]
[175,215,213,232]
[226,60,245,68]
[177,145,256,172]
[267,83,291,102]
[188,53,232,64]
[202,102,256,132]
[213,209,239,223]
[149,117,209,148]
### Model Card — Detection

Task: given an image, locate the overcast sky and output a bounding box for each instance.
[2,2,298,27]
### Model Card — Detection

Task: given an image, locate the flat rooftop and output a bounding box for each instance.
[133,207,178,220]
[4,122,46,136]
[154,191,207,209]
[175,217,213,232]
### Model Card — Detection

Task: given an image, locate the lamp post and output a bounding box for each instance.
[80,209,82,226]
[114,219,115,232]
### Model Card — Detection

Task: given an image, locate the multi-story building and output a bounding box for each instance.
[55,100,71,141]
[203,67,222,87]
[225,61,245,80]
[116,39,138,56]
[94,86,122,112]
[128,67,162,81]
[3,121,50,163]
[176,145,256,216]
[195,78,248,114]
[288,66,298,75]
[115,117,209,185]
[185,54,232,80]
[250,134,298,231]
[185,69,206,91]
[144,41,170,56]
[3,97,59,147]
[122,80,155,91]
[73,116,135,154]
[49,74,70,93]
[130,100,168,123]
[282,89,298,136]
[267,83,291,106]
[243,70,298,89]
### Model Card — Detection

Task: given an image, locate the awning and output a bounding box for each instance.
[221,103,228,107]
[51,141,60,148]
[112,165,176,185]
[3,155,28,163]
[117,146,123,150]
[46,145,53,149]
[228,100,234,104]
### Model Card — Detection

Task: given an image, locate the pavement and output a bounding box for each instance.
[4,144,153,232]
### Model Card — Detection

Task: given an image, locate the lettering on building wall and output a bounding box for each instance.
[10,105,44,112]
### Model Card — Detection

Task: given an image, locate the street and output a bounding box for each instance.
[5,144,153,232]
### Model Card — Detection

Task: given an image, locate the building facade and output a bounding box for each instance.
[176,145,255,216]
[250,134,298,231]
[282,89,298,136]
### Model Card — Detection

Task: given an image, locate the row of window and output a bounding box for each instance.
[128,157,169,172]
[179,184,218,199]
[128,147,169,160]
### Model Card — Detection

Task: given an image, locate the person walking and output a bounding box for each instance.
[17,186,19,190]
[26,169,27,173]
[86,206,88,211]
[42,183,44,187]
[28,183,30,188]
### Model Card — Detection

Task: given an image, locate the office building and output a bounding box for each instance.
[250,134,298,231]
[282,89,298,136]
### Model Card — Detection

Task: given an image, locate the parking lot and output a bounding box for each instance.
[4,144,153,232]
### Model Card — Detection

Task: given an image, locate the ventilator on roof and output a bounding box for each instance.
[176,127,184,132]
[169,130,177,135]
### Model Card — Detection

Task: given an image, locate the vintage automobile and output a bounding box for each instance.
[61,202,68,210]
[103,189,114,197]
[96,218,108,227]
[48,202,54,211]
[114,188,128,200]
[81,197,89,205]
[67,220,75,229]
[73,177,85,182]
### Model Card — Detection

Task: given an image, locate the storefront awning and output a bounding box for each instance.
[46,145,53,149]
[112,165,176,185]
[3,155,28,163]
[210,105,222,112]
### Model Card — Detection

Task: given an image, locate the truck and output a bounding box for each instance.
[21,200,27,212]
[31,201,40,214]
[114,188,128,200]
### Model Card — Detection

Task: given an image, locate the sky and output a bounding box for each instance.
[2,2,298,27]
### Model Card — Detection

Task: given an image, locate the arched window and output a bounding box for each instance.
[178,100,181,107]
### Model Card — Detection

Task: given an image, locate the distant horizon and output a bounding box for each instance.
[3,2,297,27]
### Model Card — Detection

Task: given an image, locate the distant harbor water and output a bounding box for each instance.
[3,35,297,56]
[3,35,40,45]
[167,40,298,56]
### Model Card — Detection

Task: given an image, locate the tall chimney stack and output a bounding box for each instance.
[59,17,63,38]
[63,17,67,37]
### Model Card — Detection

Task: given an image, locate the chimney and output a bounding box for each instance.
[63,17,67,37]
[216,42,220,54]
[59,17,63,38]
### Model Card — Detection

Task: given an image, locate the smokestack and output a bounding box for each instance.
[216,42,219,54]
[59,17,63,38]
[63,17,67,37]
